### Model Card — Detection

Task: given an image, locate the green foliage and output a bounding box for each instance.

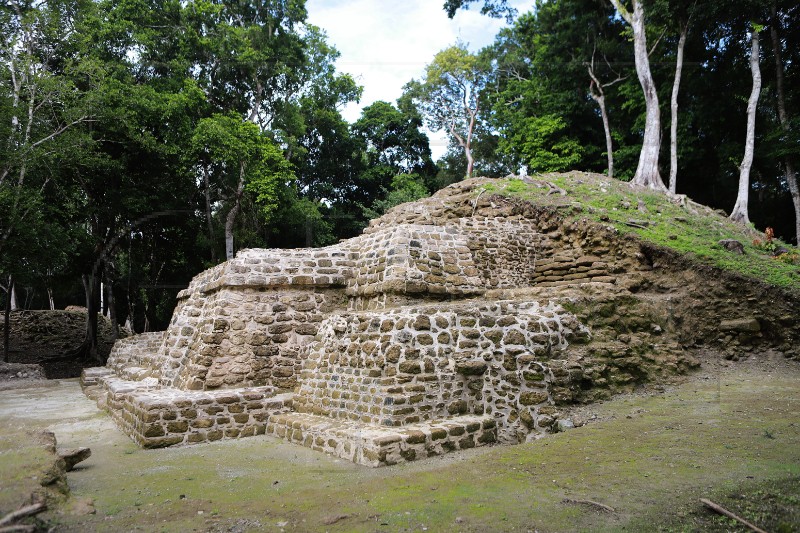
[443,0,516,21]
[363,173,430,220]
[351,99,437,220]
[191,113,293,221]
[505,114,583,173]
[0,0,370,330]
[482,2,627,176]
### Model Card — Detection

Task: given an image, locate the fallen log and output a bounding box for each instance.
[700,498,767,533]
[562,498,615,513]
[0,525,36,533]
[0,503,46,527]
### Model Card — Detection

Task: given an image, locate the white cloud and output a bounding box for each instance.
[305,0,530,159]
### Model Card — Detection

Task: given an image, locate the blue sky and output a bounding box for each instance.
[305,0,530,158]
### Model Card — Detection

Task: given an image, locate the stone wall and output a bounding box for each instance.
[163,287,348,391]
[267,413,496,467]
[347,224,485,304]
[2,310,120,366]
[86,368,291,448]
[106,332,166,382]
[156,247,357,391]
[293,300,590,442]
[80,195,645,463]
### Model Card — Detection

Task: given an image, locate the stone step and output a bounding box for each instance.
[80,367,114,389]
[85,369,293,448]
[266,412,497,467]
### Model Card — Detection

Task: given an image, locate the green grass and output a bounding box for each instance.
[481,172,800,292]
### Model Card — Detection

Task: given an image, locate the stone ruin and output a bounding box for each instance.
[82,175,798,466]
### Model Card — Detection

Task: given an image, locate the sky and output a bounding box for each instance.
[305,0,531,158]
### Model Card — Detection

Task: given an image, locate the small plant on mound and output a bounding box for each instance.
[753,227,800,265]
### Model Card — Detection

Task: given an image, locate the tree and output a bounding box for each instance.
[482,2,625,177]
[352,99,437,215]
[443,0,516,22]
[659,0,699,194]
[191,114,293,259]
[608,0,668,191]
[0,0,94,269]
[184,0,308,128]
[411,44,487,179]
[0,0,100,358]
[352,100,435,176]
[586,50,627,179]
[730,26,762,225]
[768,0,800,245]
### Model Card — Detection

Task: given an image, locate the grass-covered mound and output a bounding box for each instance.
[481,172,800,293]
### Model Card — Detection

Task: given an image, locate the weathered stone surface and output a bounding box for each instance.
[455,360,488,375]
[719,318,760,333]
[58,447,91,471]
[519,391,549,406]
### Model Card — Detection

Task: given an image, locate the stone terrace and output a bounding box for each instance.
[82,177,658,465]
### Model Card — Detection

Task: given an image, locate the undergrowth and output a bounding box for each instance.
[481,172,800,292]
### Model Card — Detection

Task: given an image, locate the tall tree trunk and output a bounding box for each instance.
[107,276,118,341]
[669,21,688,194]
[465,144,475,179]
[465,108,476,179]
[82,273,101,363]
[3,276,13,363]
[225,162,247,260]
[202,167,217,263]
[770,2,800,246]
[730,30,761,225]
[47,286,54,310]
[596,94,614,180]
[587,67,615,180]
[610,0,666,191]
[10,283,18,311]
[450,113,476,179]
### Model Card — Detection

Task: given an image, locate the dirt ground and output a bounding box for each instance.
[0,353,798,532]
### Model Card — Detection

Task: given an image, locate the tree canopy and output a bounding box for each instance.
[2,0,799,355]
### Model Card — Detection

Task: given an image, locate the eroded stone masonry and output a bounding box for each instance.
[82,175,798,466]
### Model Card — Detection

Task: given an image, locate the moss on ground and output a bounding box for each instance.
[480,172,800,292]
[1,362,798,532]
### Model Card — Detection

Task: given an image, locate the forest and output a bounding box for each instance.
[1,0,798,358]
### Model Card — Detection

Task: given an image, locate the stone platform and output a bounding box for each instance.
[267,412,496,467]
[83,368,292,448]
[83,176,782,466]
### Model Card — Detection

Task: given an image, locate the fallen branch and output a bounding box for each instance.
[0,524,36,533]
[700,498,768,533]
[0,503,46,527]
[624,220,649,229]
[522,177,567,196]
[562,498,615,513]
